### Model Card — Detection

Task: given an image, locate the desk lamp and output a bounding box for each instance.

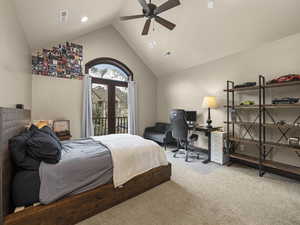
[202,96,218,128]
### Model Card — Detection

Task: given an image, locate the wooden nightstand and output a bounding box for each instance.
[58,135,72,141]
[53,120,71,141]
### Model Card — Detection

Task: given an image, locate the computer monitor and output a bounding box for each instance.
[186,111,197,123]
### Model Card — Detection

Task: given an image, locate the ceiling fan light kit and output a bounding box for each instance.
[120,0,181,36]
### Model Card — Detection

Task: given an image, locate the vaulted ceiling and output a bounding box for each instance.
[14,0,300,76]
[13,0,125,48]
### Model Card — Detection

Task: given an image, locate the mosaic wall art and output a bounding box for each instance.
[32,42,83,80]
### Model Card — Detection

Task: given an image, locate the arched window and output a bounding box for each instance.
[85,58,133,136]
[85,57,133,81]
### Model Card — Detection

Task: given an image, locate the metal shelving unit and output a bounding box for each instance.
[225,75,300,179]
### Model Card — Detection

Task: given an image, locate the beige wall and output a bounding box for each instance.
[32,26,157,138]
[32,76,83,138]
[0,0,31,109]
[157,32,300,166]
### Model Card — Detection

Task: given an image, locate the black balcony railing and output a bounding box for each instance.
[93,116,128,136]
[115,117,128,134]
[93,117,108,136]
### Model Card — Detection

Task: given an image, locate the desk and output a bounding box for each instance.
[191,126,221,164]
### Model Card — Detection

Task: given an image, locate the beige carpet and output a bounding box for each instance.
[78,158,300,225]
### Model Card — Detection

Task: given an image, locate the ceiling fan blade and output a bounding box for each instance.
[155,16,176,30]
[120,15,145,21]
[142,19,151,35]
[138,0,150,14]
[154,0,180,15]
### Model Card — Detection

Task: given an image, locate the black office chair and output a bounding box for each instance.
[170,109,199,162]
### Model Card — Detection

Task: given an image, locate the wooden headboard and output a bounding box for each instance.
[0,108,31,221]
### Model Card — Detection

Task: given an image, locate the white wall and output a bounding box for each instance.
[0,0,31,109]
[32,26,158,138]
[157,32,300,166]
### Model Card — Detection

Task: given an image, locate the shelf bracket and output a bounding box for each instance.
[264,148,274,158]
[237,112,259,142]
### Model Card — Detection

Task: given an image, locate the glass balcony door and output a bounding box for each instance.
[88,62,130,136]
[92,83,109,136]
[91,78,128,135]
[115,86,128,134]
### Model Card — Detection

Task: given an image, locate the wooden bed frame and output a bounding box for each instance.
[0,108,172,225]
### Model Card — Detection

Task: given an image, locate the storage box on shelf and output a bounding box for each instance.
[225,75,300,180]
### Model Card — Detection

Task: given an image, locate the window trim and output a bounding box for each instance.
[85,57,134,82]
[86,57,132,134]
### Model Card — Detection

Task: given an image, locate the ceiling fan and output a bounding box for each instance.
[120,0,181,35]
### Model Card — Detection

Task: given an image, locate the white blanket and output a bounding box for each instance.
[92,134,168,187]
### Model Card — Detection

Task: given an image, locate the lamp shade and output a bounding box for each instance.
[202,96,218,109]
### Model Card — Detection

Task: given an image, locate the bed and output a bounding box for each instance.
[0,107,172,225]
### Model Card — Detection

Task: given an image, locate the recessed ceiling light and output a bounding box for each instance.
[81,16,89,23]
[149,40,157,49]
[208,0,214,8]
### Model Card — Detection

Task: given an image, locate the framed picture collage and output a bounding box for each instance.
[32,42,84,80]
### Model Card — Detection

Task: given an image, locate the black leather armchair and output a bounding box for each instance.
[143,123,175,149]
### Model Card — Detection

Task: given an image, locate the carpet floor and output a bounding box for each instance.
[78,150,300,225]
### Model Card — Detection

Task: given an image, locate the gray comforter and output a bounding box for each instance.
[39,139,113,205]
